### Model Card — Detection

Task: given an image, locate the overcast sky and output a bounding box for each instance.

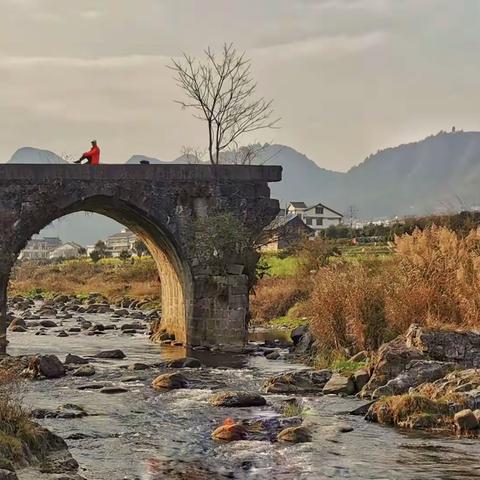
[1,0,479,171]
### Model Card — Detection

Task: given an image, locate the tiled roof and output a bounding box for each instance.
[265,212,300,230]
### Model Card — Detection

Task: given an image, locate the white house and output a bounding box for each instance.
[19,236,62,260]
[105,228,137,257]
[49,242,85,260]
[287,201,343,236]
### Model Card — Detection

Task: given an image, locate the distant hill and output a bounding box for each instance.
[338,131,480,218]
[250,132,480,219]
[8,130,480,243]
[8,147,68,164]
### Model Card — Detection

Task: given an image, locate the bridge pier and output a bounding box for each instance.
[0,273,8,355]
[0,164,281,351]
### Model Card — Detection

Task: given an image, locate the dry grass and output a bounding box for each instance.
[374,394,449,424]
[10,258,160,301]
[0,369,48,467]
[297,226,480,361]
[250,276,311,323]
[370,394,454,431]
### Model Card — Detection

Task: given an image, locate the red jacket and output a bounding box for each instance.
[82,145,100,165]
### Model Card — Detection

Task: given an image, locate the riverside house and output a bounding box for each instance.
[287,201,343,237]
[261,210,313,251]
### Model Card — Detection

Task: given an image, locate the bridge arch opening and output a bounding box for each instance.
[4,195,193,349]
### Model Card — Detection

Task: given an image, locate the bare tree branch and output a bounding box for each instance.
[169,43,280,165]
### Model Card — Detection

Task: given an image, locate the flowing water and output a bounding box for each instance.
[7,311,480,480]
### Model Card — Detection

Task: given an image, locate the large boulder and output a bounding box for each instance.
[39,355,65,378]
[323,373,355,396]
[372,360,455,398]
[263,369,332,394]
[406,324,480,368]
[209,391,267,408]
[454,409,479,431]
[353,369,370,392]
[360,336,423,398]
[414,369,480,410]
[290,325,315,356]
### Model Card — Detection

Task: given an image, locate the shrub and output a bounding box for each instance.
[250,277,310,323]
[296,237,339,275]
[10,257,159,301]
[0,369,47,464]
[302,226,480,362]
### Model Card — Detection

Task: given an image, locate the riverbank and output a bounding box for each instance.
[2,292,480,478]
[10,258,160,303]
[252,226,480,368]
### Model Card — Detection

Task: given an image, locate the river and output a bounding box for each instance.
[7,311,480,480]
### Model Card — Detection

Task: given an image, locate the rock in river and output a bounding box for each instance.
[264,369,332,394]
[371,360,454,398]
[39,354,66,378]
[39,319,58,328]
[96,349,126,359]
[277,426,312,443]
[100,387,129,394]
[209,391,267,407]
[360,336,424,398]
[211,422,247,442]
[454,409,479,432]
[73,365,96,377]
[65,354,89,365]
[152,372,188,390]
[167,357,202,368]
[323,373,356,395]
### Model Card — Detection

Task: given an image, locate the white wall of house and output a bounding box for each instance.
[287,202,343,236]
[105,228,137,257]
[49,243,84,260]
[18,236,62,260]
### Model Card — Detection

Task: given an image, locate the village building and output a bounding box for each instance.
[287,201,343,236]
[261,210,313,251]
[49,242,85,260]
[105,228,137,257]
[18,236,62,260]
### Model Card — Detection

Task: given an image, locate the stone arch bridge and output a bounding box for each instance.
[0,164,281,354]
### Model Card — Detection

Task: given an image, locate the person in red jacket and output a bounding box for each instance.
[74,140,100,164]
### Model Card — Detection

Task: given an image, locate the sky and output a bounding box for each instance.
[1,0,480,171]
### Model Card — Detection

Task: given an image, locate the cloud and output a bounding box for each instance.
[252,31,388,60]
[0,55,169,69]
[80,10,103,20]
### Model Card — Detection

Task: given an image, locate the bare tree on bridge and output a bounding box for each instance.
[170,43,280,165]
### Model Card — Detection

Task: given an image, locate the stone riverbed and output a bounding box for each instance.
[5,305,480,479]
